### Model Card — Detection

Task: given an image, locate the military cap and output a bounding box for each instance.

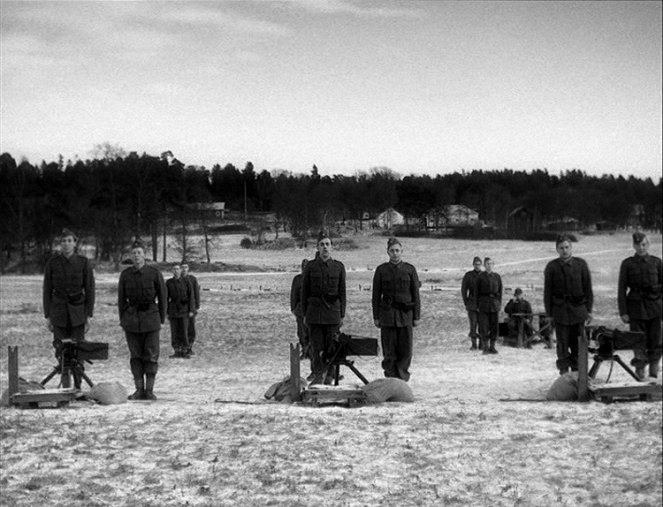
[317,230,331,244]
[555,233,573,246]
[632,232,647,244]
[484,257,492,264]
[131,239,146,250]
[472,256,482,264]
[387,237,402,248]
[514,287,523,296]
[61,228,78,241]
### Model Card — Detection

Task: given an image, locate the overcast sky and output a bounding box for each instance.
[1,0,661,179]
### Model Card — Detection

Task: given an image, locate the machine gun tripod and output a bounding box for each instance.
[40,340,109,389]
[323,332,378,386]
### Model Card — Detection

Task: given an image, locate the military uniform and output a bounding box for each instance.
[504,297,533,341]
[544,257,593,373]
[473,271,503,353]
[118,263,167,395]
[618,253,662,376]
[183,273,200,353]
[461,268,482,348]
[290,272,309,357]
[166,276,193,357]
[43,252,95,355]
[301,256,346,381]
[372,260,421,381]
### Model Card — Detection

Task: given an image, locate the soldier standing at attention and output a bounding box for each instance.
[544,234,593,375]
[118,240,167,400]
[166,264,194,359]
[372,237,421,381]
[291,259,310,361]
[301,232,346,385]
[618,232,662,380]
[474,257,502,354]
[461,256,483,350]
[43,228,95,360]
[181,263,200,356]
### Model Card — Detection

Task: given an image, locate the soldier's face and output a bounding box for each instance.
[131,247,145,266]
[556,241,573,260]
[317,238,332,260]
[173,266,181,278]
[634,238,649,256]
[484,259,494,272]
[473,260,482,271]
[182,265,189,275]
[60,235,76,255]
[387,244,402,263]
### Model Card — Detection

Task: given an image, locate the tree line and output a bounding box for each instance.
[1,144,660,272]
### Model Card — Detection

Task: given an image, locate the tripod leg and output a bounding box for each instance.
[588,357,602,379]
[346,362,369,385]
[613,355,641,381]
[41,367,60,386]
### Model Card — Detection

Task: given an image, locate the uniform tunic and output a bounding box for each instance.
[184,273,201,347]
[372,260,421,381]
[543,256,593,372]
[166,276,193,352]
[504,298,533,338]
[290,273,309,351]
[618,253,662,366]
[301,257,346,378]
[43,252,95,344]
[118,264,166,376]
[461,269,481,340]
[473,271,503,346]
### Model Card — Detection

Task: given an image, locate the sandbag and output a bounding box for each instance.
[361,378,415,403]
[0,378,44,407]
[264,376,307,403]
[88,382,128,405]
[546,372,578,401]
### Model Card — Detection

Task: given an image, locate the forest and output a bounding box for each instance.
[1,143,661,272]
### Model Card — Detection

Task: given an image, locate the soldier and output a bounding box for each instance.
[474,257,502,354]
[181,263,200,356]
[166,264,194,359]
[42,228,95,369]
[544,234,593,375]
[372,237,421,381]
[301,232,346,385]
[504,287,534,344]
[118,240,167,401]
[461,256,483,350]
[290,259,310,361]
[618,232,662,379]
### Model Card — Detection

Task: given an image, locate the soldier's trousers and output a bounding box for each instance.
[309,324,339,377]
[187,315,197,349]
[629,317,662,368]
[466,310,479,341]
[125,330,160,379]
[478,311,498,347]
[555,323,583,372]
[169,317,190,352]
[381,325,413,382]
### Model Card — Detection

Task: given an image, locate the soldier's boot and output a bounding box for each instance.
[489,339,498,354]
[144,374,157,401]
[635,366,646,380]
[128,377,145,400]
[470,337,478,350]
[481,339,490,354]
[649,362,659,379]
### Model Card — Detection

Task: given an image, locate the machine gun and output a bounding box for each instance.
[41,340,109,389]
[586,326,645,382]
[323,332,378,385]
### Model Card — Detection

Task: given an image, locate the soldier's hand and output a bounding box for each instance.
[374,319,380,328]
[620,314,630,324]
[413,320,420,327]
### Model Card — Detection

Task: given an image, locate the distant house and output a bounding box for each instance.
[425,204,479,229]
[375,208,405,229]
[544,216,580,231]
[190,202,226,220]
[507,206,534,233]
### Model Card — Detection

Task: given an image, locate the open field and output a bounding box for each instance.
[1,232,661,506]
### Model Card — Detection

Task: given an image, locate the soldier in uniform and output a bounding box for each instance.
[166,264,194,359]
[372,237,421,381]
[504,287,534,344]
[544,234,593,375]
[42,228,95,368]
[473,257,502,354]
[301,232,346,385]
[618,232,662,379]
[181,263,200,356]
[290,259,310,361]
[461,256,483,350]
[118,240,167,400]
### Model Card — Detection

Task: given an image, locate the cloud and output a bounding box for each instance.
[287,0,422,18]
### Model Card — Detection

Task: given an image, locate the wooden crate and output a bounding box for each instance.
[11,388,79,409]
[589,382,662,403]
[301,386,367,407]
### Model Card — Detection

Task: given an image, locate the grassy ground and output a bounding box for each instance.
[0,232,661,506]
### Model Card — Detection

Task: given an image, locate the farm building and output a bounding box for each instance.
[375,208,405,229]
[425,204,479,230]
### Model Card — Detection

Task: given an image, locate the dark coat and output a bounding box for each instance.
[505,298,533,318]
[618,254,662,320]
[301,257,346,325]
[473,271,503,313]
[461,269,481,311]
[544,257,593,325]
[118,264,167,333]
[43,253,95,327]
[372,261,421,327]
[290,273,304,317]
[166,277,193,318]
[184,274,201,311]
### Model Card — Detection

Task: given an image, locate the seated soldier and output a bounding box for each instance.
[504,288,534,344]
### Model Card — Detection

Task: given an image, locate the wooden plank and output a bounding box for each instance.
[8,346,18,398]
[11,389,78,405]
[577,330,590,402]
[289,343,301,402]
